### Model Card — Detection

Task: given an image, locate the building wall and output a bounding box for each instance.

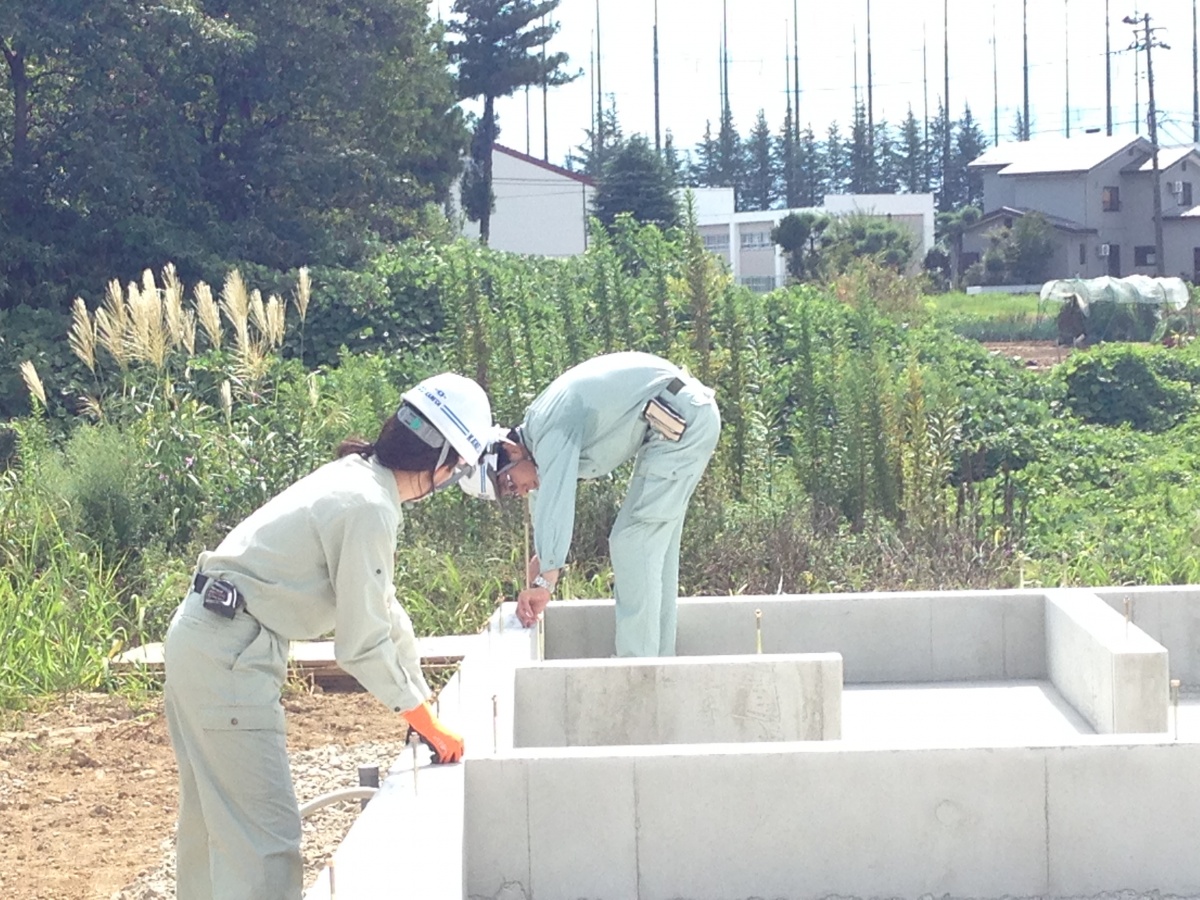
[459,149,594,257]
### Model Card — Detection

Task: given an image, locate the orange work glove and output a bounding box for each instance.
[403,701,464,764]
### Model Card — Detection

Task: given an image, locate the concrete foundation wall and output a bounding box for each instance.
[545,592,1047,683]
[1095,585,1200,688]
[513,653,843,747]
[1044,589,1169,734]
[465,740,1200,900]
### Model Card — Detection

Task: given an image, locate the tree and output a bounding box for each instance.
[448,0,577,244]
[795,126,823,207]
[821,123,849,197]
[567,94,623,176]
[848,102,874,193]
[777,108,798,208]
[690,121,721,186]
[1,0,468,309]
[1002,213,1056,283]
[715,106,744,206]
[823,213,916,274]
[771,211,830,281]
[898,107,927,193]
[742,110,776,212]
[662,130,683,185]
[929,99,950,210]
[593,135,678,228]
[935,205,982,287]
[872,120,900,193]
[944,104,989,210]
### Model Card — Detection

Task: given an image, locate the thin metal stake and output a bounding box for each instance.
[492,694,499,754]
[329,860,337,900]
[1124,597,1133,639]
[756,609,763,654]
[1171,679,1181,740]
[409,730,420,794]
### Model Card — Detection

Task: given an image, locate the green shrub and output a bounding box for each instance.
[1057,343,1200,432]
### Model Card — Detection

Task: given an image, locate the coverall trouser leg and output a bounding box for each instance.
[164,592,302,900]
[610,383,720,657]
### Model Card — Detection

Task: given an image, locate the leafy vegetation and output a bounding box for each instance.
[1,213,1198,707]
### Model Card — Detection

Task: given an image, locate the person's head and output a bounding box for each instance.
[337,372,495,500]
[459,428,540,500]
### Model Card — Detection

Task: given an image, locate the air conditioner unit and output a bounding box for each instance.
[1170,180,1185,193]
[1097,243,1111,257]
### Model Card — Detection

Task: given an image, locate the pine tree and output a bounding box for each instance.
[448,0,578,244]
[663,130,684,186]
[743,110,777,212]
[567,96,623,176]
[928,99,950,211]
[593,135,679,228]
[822,123,850,197]
[796,126,823,207]
[848,102,874,193]
[952,104,989,210]
[716,106,744,207]
[872,121,899,193]
[898,107,927,193]
[777,108,799,208]
[690,121,721,186]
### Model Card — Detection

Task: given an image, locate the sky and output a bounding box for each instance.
[436,0,1200,169]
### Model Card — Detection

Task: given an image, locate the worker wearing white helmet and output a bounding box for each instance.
[163,372,494,900]
[466,352,721,657]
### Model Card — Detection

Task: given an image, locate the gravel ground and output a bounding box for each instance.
[110,738,410,899]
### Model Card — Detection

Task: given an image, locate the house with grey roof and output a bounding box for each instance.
[963,135,1200,282]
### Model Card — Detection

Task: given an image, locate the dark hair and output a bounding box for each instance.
[336,411,462,473]
[492,428,522,469]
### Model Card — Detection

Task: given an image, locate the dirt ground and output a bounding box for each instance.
[0,688,406,900]
[982,339,1075,370]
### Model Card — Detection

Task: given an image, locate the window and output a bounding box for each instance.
[702,233,730,252]
[740,275,777,293]
[1134,245,1157,267]
[1181,182,1194,207]
[1079,243,1086,266]
[1102,186,1120,211]
[739,230,772,249]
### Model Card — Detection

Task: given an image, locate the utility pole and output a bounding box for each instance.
[1022,0,1031,140]
[992,2,1000,145]
[653,0,661,154]
[792,0,800,144]
[1125,12,1168,276]
[542,14,550,161]
[595,0,603,167]
[1106,0,1114,135]
[866,0,874,158]
[942,0,951,210]
[1193,0,1199,142]
[1064,0,1071,137]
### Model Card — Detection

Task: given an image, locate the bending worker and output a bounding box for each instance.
[468,351,720,657]
[164,373,493,900]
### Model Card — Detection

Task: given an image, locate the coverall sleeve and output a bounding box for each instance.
[326,505,429,712]
[531,425,583,572]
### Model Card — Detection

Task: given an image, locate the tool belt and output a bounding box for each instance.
[642,376,688,442]
[192,572,245,619]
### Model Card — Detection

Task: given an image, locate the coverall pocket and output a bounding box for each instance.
[623,473,680,523]
[198,704,285,733]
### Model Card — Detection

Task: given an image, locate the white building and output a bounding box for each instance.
[457,144,595,257]
[691,189,936,292]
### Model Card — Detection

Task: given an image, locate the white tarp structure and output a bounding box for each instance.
[1040,275,1190,314]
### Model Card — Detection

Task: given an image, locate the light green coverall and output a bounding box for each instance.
[164,453,430,900]
[523,351,721,657]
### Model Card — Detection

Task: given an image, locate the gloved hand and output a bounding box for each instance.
[403,701,464,764]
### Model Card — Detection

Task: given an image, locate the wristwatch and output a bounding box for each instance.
[532,574,555,595]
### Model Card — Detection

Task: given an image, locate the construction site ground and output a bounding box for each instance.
[0,688,407,900]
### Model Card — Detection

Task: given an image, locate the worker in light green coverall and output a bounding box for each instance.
[470,352,720,657]
[164,373,495,900]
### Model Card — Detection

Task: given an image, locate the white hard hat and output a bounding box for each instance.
[459,451,499,500]
[400,373,494,467]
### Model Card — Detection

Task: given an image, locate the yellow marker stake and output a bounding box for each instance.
[755,609,763,654]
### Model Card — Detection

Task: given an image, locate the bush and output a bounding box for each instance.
[1057,343,1200,432]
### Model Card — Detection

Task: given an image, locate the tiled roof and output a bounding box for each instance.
[969,135,1151,175]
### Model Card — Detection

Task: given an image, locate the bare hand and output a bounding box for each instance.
[516,587,552,627]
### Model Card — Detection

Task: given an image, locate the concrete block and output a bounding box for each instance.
[465,758,529,900]
[929,592,1045,679]
[633,744,1048,900]
[1046,741,1200,895]
[1045,589,1169,733]
[513,654,842,747]
[1096,585,1200,688]
[528,755,637,899]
